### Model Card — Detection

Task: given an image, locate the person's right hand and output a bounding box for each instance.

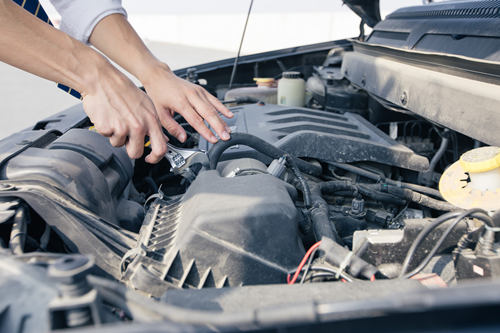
[81,62,167,164]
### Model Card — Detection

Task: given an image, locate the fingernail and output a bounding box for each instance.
[225,126,231,133]
[228,111,234,117]
[179,133,187,142]
[221,131,230,140]
[211,135,218,143]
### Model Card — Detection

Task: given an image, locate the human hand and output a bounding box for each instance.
[81,60,167,164]
[141,63,234,144]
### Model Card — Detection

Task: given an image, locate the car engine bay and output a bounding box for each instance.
[1,1,500,331]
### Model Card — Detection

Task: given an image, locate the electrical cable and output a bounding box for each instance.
[402,211,479,279]
[288,241,322,285]
[300,247,319,284]
[399,210,464,277]
[399,208,494,278]
[228,0,254,89]
[288,265,355,283]
[285,154,312,208]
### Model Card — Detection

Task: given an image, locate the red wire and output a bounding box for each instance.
[288,241,322,285]
[370,274,376,282]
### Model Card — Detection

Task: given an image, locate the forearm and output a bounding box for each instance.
[88,12,233,144]
[89,13,165,85]
[0,0,109,96]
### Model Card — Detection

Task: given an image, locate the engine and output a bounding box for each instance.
[0,99,495,298]
[1,0,499,302]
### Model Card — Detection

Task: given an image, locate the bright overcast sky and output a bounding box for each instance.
[121,0,421,15]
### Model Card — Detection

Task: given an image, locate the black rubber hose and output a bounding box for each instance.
[422,130,449,186]
[285,154,312,208]
[400,182,443,200]
[382,185,457,211]
[319,181,406,205]
[328,161,443,199]
[208,133,322,176]
[310,184,342,244]
[357,185,407,205]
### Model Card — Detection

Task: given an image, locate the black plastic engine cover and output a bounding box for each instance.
[0,128,134,224]
[199,104,428,171]
[123,170,304,296]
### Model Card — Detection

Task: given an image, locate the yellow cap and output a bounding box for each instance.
[459,146,500,173]
[253,78,274,84]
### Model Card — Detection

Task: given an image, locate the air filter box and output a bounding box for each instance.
[122,170,304,296]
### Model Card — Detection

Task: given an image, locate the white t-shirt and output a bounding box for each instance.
[49,0,127,43]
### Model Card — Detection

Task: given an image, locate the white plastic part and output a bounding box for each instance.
[277,72,305,107]
[468,168,500,191]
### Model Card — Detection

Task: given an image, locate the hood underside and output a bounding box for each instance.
[343,0,381,27]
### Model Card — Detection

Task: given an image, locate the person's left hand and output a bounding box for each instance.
[142,63,234,144]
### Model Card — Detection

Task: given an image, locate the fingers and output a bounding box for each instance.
[125,128,145,160]
[189,92,230,142]
[156,105,187,142]
[180,102,218,144]
[145,117,168,164]
[204,91,234,119]
[109,121,127,147]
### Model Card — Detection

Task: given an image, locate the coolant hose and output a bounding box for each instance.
[310,183,342,244]
[208,133,322,176]
[381,185,458,211]
[328,161,443,199]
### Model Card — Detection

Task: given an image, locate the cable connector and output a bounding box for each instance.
[319,236,378,280]
[267,156,287,178]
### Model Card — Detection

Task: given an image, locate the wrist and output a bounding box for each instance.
[139,60,173,88]
[76,48,116,97]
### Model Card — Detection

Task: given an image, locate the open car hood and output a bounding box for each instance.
[343,0,381,27]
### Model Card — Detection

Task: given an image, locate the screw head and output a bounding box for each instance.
[400,91,408,106]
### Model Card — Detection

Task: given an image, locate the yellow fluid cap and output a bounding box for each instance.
[459,146,500,173]
[253,78,275,84]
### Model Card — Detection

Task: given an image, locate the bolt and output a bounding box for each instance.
[400,91,408,106]
[49,255,95,328]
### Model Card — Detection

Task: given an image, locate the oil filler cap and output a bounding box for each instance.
[439,146,500,212]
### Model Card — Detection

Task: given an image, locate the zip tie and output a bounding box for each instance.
[120,244,147,277]
[335,251,354,279]
[485,225,500,233]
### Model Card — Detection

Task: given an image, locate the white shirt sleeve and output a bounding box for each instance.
[49,0,127,43]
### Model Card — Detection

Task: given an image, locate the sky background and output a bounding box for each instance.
[120,0,420,14]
